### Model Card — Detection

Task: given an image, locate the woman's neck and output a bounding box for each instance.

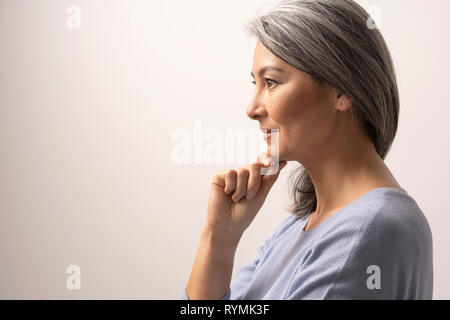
[299,136,401,220]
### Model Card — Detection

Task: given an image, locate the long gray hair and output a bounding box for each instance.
[244,0,399,219]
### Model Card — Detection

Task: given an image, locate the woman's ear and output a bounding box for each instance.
[335,92,353,111]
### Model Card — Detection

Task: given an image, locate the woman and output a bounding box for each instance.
[183,0,433,299]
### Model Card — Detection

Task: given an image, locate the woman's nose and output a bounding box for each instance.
[246,101,266,120]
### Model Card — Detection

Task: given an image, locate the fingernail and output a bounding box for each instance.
[264,158,272,166]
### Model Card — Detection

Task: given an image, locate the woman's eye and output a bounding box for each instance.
[251,79,278,88]
[265,79,277,87]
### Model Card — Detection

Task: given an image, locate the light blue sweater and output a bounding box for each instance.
[183,187,433,299]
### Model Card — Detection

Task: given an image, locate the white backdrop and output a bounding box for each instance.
[0,0,449,299]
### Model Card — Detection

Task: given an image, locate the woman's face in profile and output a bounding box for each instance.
[248,41,342,162]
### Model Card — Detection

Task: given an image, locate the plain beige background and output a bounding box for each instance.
[0,0,449,299]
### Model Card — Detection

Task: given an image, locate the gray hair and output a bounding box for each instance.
[244,0,399,219]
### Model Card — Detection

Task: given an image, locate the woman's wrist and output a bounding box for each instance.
[185,224,240,299]
[200,223,242,254]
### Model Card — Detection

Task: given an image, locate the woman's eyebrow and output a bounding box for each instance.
[250,65,286,78]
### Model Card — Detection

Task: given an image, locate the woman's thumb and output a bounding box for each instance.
[257,161,287,199]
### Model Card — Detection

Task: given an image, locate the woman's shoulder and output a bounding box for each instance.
[357,187,430,234]
[284,188,433,299]
[306,188,432,274]
[329,187,433,251]
[313,187,432,246]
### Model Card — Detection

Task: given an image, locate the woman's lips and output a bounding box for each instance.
[261,128,275,140]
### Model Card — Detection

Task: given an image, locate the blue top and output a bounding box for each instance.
[182,187,433,299]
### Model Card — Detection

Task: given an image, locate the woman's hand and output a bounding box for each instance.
[185,153,287,300]
[206,153,288,241]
